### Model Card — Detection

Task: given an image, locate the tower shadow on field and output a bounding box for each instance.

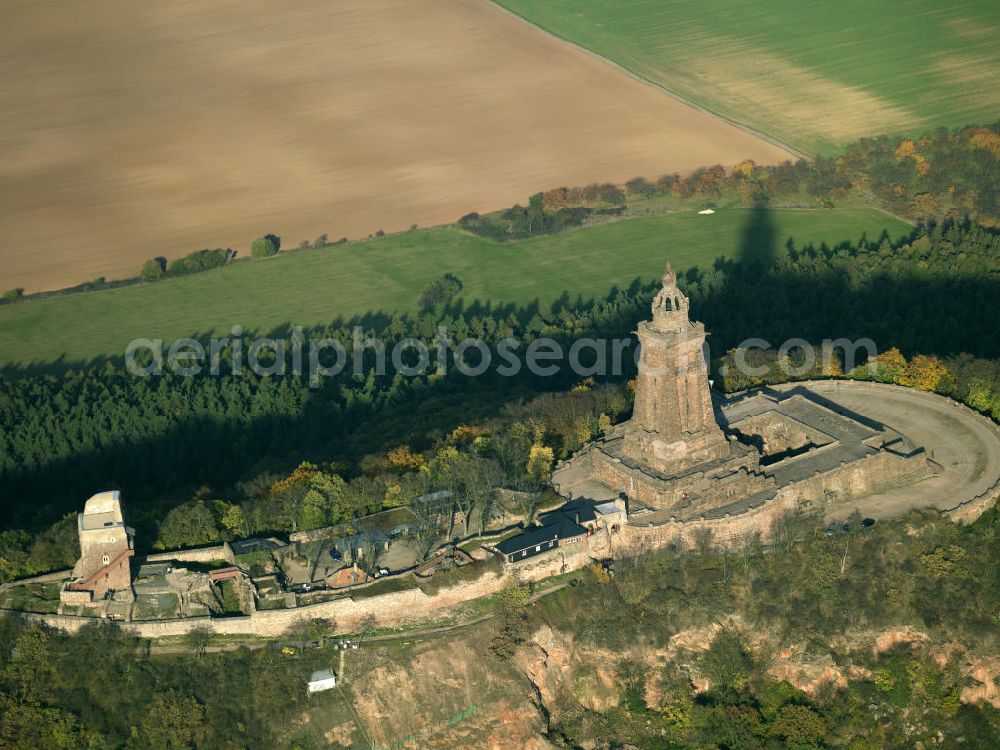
[737,202,777,272]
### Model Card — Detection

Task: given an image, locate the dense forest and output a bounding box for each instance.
[0,218,998,579]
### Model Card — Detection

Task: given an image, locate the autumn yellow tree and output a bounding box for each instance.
[965,379,999,418]
[732,159,756,179]
[386,445,424,471]
[526,443,555,484]
[894,138,929,174]
[863,347,907,383]
[899,354,948,392]
[447,423,488,447]
[968,128,1000,158]
[219,503,250,538]
[269,461,321,496]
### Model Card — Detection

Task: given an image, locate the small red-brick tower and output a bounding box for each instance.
[65,491,135,601]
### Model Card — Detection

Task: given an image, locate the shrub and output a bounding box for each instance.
[701,629,757,690]
[418,273,463,312]
[140,257,167,281]
[167,249,228,275]
[458,204,593,241]
[625,176,656,198]
[250,234,280,258]
[2,288,25,303]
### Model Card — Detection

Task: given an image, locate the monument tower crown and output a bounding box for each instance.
[650,261,692,334]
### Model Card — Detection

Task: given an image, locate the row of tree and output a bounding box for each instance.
[137,234,282,282]
[534,122,999,226]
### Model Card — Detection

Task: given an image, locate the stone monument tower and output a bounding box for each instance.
[621,262,730,473]
[552,258,774,518]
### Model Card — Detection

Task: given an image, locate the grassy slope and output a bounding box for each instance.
[494,0,1000,155]
[0,208,911,367]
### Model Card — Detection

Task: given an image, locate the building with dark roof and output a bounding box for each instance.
[492,496,627,564]
[494,508,590,564]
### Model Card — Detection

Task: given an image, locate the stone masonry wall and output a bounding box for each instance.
[146,542,235,566]
[775,449,932,511]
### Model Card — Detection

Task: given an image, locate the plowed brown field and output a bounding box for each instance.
[0,0,793,292]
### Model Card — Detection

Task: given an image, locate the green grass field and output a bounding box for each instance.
[0,207,910,368]
[495,0,1000,155]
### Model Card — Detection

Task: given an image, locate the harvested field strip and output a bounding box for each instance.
[0,0,792,292]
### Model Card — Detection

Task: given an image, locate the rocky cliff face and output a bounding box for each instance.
[324,618,1000,749]
[333,636,552,749]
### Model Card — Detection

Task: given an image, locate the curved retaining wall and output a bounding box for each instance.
[768,380,1000,523]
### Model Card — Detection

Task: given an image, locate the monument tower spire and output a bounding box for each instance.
[650,260,692,333]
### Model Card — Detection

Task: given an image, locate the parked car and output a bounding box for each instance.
[330,548,343,562]
[377,567,390,577]
[861,517,877,529]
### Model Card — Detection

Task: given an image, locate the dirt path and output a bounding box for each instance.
[1,0,794,293]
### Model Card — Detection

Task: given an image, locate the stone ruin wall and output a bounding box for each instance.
[0,450,979,642]
[146,542,235,566]
[3,535,604,639]
[6,450,934,640]
[59,590,93,607]
[946,482,1000,524]
[616,492,801,553]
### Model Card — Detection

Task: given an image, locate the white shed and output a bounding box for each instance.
[307,669,337,694]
